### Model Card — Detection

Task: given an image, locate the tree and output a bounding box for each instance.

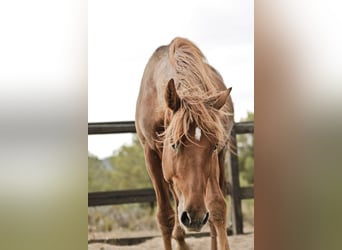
[88,140,155,232]
[88,153,114,192]
[109,135,152,190]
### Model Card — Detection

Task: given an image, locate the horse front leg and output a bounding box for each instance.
[144,147,175,250]
[209,221,218,250]
[172,216,189,250]
[206,178,230,250]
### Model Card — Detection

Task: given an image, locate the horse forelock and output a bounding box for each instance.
[161,96,230,148]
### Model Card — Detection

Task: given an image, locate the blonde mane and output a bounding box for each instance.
[162,37,232,147]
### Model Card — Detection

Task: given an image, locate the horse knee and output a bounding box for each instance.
[157,209,175,234]
[208,198,227,224]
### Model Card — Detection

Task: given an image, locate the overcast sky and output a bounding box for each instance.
[88,0,254,159]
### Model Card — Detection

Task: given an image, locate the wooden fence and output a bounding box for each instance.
[88,121,254,235]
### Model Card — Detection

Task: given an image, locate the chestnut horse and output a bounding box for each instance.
[135,37,234,250]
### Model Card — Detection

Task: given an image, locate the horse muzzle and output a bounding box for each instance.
[180,210,209,232]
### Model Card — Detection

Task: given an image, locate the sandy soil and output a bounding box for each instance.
[88,227,254,250]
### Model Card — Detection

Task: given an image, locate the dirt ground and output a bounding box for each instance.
[88,226,254,250]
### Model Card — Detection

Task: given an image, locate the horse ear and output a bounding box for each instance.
[211,87,232,110]
[165,79,181,112]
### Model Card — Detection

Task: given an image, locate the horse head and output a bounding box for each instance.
[161,79,231,232]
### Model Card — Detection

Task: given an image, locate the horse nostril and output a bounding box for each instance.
[201,212,209,225]
[180,211,191,227]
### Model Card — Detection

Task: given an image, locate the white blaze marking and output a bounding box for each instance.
[195,127,201,141]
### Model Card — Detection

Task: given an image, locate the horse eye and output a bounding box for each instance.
[171,143,179,152]
[213,144,218,151]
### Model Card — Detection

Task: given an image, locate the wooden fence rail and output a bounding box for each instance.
[88,121,254,135]
[88,120,254,235]
[88,186,254,207]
